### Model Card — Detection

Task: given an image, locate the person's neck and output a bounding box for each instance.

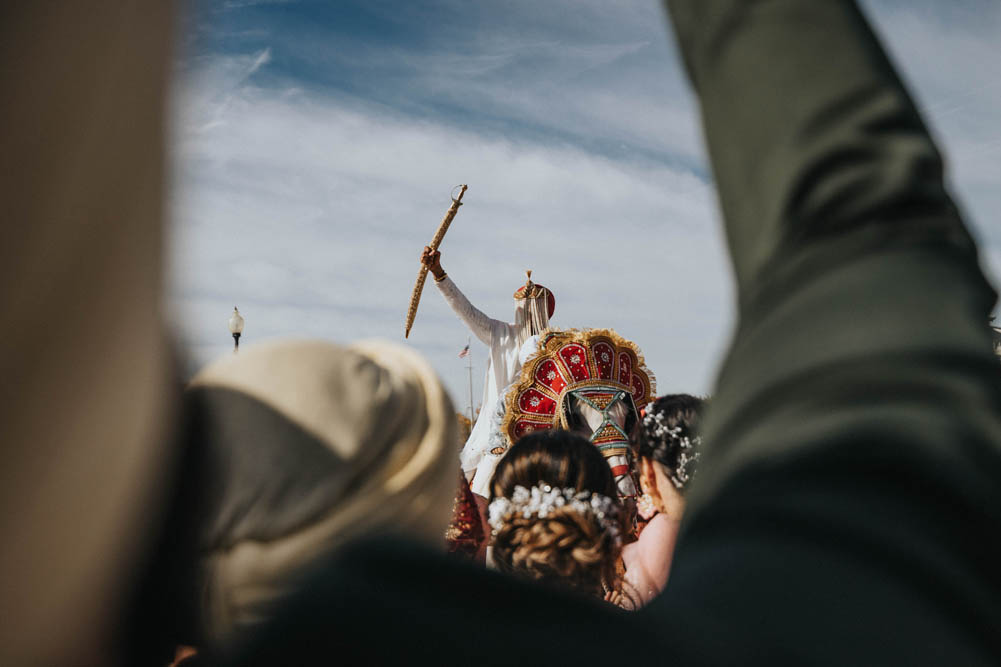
[654,462,686,521]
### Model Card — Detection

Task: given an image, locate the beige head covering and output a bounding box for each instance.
[186,339,457,643]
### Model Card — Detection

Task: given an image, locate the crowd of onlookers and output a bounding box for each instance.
[447,393,705,611]
[6,1,1001,665]
[161,339,706,664]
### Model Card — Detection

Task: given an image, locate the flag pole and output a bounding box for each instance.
[466,336,474,426]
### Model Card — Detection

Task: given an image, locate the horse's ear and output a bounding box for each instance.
[562,393,589,435]
[622,394,640,442]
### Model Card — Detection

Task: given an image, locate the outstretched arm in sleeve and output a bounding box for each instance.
[656,1,1001,663]
[421,247,506,347]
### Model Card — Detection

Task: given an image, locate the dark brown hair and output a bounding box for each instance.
[634,394,705,492]
[489,430,624,599]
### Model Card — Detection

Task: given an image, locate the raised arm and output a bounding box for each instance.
[666,1,981,300]
[657,0,1001,662]
[421,247,506,346]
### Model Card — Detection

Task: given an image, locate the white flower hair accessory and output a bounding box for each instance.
[641,410,702,489]
[488,482,622,545]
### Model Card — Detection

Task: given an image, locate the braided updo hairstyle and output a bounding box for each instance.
[635,394,705,492]
[489,430,625,599]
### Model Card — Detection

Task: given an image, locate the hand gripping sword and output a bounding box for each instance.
[404,184,467,338]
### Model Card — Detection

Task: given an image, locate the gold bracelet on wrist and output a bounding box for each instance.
[434,272,448,283]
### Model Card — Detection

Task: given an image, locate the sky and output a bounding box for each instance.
[168,0,1001,413]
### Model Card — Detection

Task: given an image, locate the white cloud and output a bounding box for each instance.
[168,55,732,405]
[247,47,272,75]
[169,0,1001,411]
[241,1,697,167]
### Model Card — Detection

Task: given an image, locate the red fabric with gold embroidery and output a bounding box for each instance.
[445,470,485,559]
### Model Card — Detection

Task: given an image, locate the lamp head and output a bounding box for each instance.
[228,307,244,335]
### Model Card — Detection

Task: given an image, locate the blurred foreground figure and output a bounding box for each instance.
[180,340,458,647]
[0,3,175,665]
[224,1,1001,664]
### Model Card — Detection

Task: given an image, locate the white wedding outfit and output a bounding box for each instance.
[436,276,541,497]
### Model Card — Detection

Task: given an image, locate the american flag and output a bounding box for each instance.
[458,343,470,358]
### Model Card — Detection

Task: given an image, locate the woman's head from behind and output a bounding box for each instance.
[634,394,705,520]
[180,339,458,646]
[488,430,624,598]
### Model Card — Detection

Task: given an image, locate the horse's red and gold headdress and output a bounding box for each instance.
[502,329,655,447]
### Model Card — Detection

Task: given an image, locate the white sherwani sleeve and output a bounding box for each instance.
[436,276,513,483]
[435,276,505,347]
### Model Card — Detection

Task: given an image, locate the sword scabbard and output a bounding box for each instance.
[405,185,467,338]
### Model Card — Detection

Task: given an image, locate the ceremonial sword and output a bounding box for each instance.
[404,184,467,338]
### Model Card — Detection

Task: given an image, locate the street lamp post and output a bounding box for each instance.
[228,307,244,352]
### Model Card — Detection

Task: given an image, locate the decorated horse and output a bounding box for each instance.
[501,328,655,501]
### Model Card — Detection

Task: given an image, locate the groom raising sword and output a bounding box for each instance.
[406,185,557,520]
[420,248,556,503]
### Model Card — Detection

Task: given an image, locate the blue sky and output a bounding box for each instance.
[169,0,1001,411]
